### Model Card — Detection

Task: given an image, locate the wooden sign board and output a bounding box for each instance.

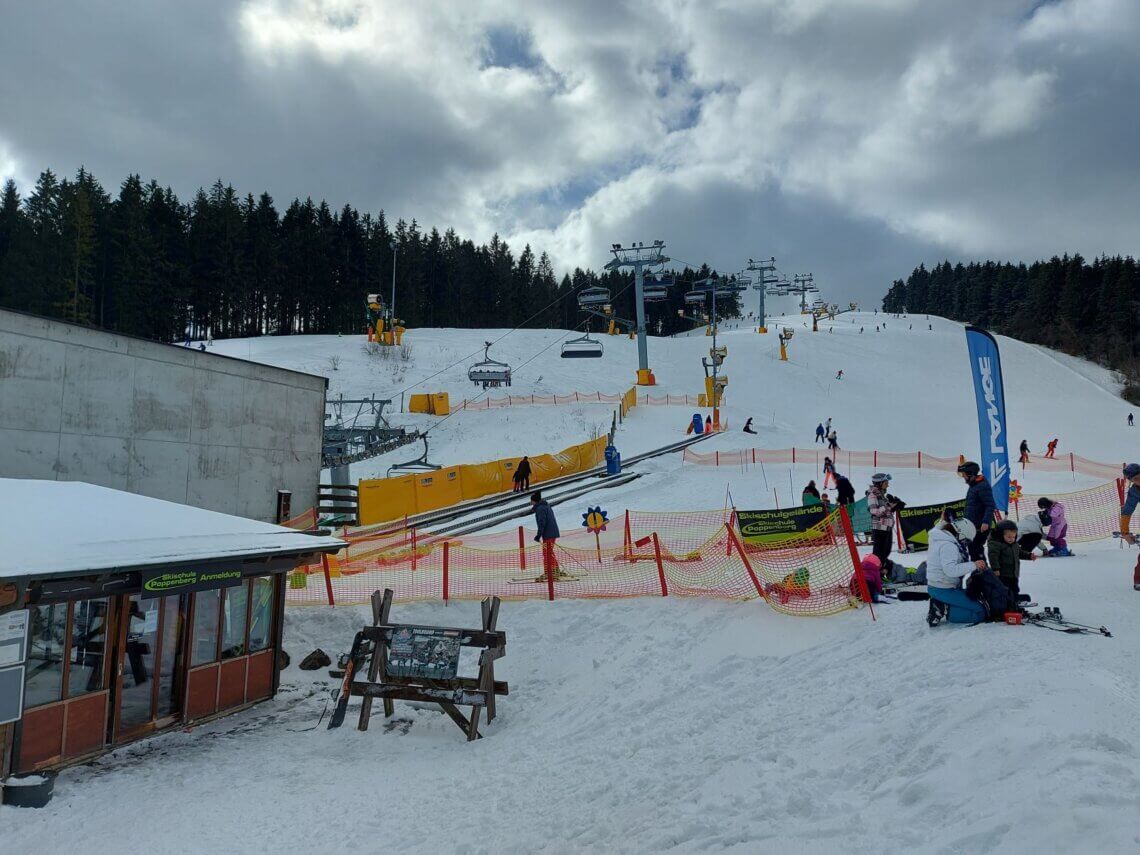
[387,627,461,680]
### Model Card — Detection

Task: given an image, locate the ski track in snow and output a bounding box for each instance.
[7,310,1140,853]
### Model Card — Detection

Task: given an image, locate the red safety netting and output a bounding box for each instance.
[287,507,872,618]
[684,446,1127,481]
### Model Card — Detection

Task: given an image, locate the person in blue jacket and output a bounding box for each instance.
[531,491,564,581]
[957,460,995,560]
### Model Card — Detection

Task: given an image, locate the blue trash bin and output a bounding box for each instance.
[605,445,621,475]
[691,414,704,435]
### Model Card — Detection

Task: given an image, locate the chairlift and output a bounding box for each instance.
[684,290,707,305]
[561,331,604,359]
[468,341,512,389]
[578,286,610,308]
[642,283,668,302]
[387,435,442,476]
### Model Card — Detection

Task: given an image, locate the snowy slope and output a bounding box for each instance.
[12,315,1138,853]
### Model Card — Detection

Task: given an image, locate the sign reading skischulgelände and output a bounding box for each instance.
[140,567,243,599]
[737,504,829,544]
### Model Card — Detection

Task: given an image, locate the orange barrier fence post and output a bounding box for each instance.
[651,533,668,596]
[725,523,765,599]
[518,526,526,571]
[918,451,922,469]
[839,506,875,621]
[321,553,336,607]
[624,510,633,561]
[442,541,450,603]
[411,527,418,572]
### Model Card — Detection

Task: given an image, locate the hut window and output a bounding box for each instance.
[24,603,68,707]
[220,583,248,660]
[248,577,274,653]
[66,597,110,697]
[191,589,221,666]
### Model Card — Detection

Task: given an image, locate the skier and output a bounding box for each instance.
[802,480,821,505]
[815,422,826,443]
[1130,413,1134,427]
[925,512,988,625]
[1018,439,1030,465]
[957,461,995,560]
[531,492,566,582]
[827,430,839,452]
[197,343,206,352]
[822,455,836,488]
[867,473,902,575]
[820,492,832,513]
[928,324,932,331]
[1037,497,1070,556]
[825,417,832,433]
[835,473,856,506]
[987,519,1036,597]
[860,327,864,333]
[743,417,757,435]
[835,370,844,381]
[705,415,713,433]
[515,455,532,491]
[1045,438,1058,459]
[1119,463,1140,589]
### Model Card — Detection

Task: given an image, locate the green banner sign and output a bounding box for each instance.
[140,567,244,599]
[737,504,829,544]
[896,498,967,550]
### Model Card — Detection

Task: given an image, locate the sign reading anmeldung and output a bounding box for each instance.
[139,567,243,599]
[737,504,829,544]
[387,627,462,680]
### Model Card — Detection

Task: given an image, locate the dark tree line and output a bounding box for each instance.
[882,256,1140,397]
[0,167,738,343]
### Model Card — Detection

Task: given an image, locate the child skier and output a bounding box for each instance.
[1037,497,1070,556]
[860,554,885,603]
[987,519,1036,596]
[822,456,836,488]
[815,423,825,443]
[743,417,757,434]
[1018,439,1030,465]
[827,430,839,451]
[1045,438,1058,459]
[1016,511,1049,556]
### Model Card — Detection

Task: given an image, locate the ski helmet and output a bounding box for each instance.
[957,461,981,478]
[871,472,892,485]
[1124,463,1140,479]
[949,518,976,542]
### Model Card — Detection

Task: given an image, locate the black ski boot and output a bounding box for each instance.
[927,599,948,627]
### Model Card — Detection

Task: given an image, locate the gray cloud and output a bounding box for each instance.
[1,0,1137,307]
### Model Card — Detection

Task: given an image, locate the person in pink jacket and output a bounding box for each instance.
[1037,497,1070,556]
[860,554,885,603]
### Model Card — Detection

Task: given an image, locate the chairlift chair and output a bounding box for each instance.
[578,286,610,308]
[561,332,604,359]
[468,341,512,389]
[387,435,442,476]
[684,290,707,305]
[642,283,668,302]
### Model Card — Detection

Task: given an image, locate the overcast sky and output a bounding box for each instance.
[2,0,1137,305]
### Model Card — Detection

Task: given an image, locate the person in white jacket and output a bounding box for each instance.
[926,512,988,625]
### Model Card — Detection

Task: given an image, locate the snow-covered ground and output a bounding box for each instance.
[8,309,1140,853]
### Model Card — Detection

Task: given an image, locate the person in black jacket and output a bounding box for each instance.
[531,492,564,581]
[516,455,532,491]
[957,460,996,560]
[834,473,856,505]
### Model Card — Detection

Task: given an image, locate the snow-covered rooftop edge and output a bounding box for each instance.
[0,479,344,579]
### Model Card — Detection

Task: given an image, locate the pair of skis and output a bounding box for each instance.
[1023,608,1112,637]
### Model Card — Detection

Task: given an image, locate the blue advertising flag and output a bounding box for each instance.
[964,326,1010,512]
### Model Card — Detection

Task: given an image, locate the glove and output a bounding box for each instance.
[533,535,541,543]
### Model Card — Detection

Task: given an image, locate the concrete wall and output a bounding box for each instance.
[0,309,326,522]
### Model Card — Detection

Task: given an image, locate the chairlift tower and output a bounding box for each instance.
[746,256,777,330]
[792,274,814,314]
[604,240,670,385]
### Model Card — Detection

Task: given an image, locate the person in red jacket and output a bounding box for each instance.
[1045,438,1058,459]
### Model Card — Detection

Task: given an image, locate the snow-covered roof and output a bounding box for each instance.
[0,479,344,579]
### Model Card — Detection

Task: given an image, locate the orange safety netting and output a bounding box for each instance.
[281,508,318,530]
[684,446,1126,480]
[287,508,873,617]
[451,391,704,411]
[1013,481,1121,543]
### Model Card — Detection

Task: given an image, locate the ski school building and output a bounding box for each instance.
[0,479,342,778]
